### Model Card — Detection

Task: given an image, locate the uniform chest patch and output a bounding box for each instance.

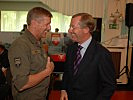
[32,50,41,55]
[14,57,21,68]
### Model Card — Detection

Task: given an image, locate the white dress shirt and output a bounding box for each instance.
[78,36,92,58]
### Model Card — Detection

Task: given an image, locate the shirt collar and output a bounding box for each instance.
[79,36,92,49]
[24,30,42,47]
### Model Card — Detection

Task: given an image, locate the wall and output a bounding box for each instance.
[102,0,127,42]
[102,0,133,84]
[102,0,133,44]
[0,32,20,44]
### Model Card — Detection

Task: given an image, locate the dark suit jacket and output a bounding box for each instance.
[0,49,10,68]
[62,39,116,100]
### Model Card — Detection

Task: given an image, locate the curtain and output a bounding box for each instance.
[40,0,104,17]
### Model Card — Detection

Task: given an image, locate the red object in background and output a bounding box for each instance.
[50,54,66,62]
[51,34,61,46]
[52,41,60,46]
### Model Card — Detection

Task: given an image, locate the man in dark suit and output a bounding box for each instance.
[0,44,10,99]
[60,13,116,100]
[0,44,10,74]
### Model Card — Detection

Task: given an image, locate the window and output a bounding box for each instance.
[1,11,27,32]
[51,12,71,32]
[1,11,71,32]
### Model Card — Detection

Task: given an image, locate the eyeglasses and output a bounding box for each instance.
[69,25,81,29]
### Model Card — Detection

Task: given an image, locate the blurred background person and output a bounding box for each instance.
[0,44,11,100]
[0,44,10,76]
[20,24,27,35]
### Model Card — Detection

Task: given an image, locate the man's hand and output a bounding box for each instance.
[2,67,7,76]
[19,57,54,91]
[60,90,68,100]
[45,57,54,76]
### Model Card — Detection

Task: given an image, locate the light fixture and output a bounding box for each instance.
[109,0,123,23]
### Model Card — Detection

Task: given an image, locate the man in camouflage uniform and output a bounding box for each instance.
[8,7,54,100]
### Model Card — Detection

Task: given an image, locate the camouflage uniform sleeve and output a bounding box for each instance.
[8,39,30,90]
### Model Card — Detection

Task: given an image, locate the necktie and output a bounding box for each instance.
[73,45,83,75]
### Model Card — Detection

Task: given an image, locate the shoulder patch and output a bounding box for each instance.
[14,57,21,68]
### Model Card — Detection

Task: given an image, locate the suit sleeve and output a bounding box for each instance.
[61,45,72,90]
[61,49,69,90]
[97,50,116,100]
[0,50,10,68]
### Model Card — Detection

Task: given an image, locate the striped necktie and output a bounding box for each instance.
[73,45,83,75]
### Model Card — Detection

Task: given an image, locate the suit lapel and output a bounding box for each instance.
[69,43,78,77]
[74,39,97,79]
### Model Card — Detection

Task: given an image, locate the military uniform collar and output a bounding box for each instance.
[24,30,42,47]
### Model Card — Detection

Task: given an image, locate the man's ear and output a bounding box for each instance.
[31,20,37,25]
[31,20,39,28]
[83,27,90,33]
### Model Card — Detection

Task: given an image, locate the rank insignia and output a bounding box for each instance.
[32,50,41,55]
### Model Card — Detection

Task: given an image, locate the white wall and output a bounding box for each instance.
[0,32,20,44]
[102,0,127,42]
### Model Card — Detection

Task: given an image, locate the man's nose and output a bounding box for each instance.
[68,28,72,33]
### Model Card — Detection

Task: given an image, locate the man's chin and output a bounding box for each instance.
[42,36,46,38]
[41,34,46,38]
[71,38,77,42]
[41,33,47,38]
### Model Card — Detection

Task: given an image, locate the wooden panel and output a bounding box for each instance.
[111,52,121,79]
